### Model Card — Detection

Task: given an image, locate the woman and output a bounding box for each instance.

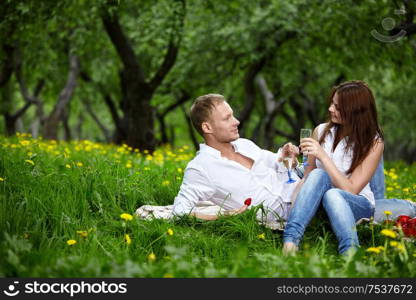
[283,80,415,255]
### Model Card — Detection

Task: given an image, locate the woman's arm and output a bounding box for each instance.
[301,138,384,194]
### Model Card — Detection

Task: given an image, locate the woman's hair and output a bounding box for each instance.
[319,80,384,174]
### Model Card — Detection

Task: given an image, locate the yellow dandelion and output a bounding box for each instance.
[120,213,133,221]
[65,164,71,169]
[25,159,35,165]
[67,239,77,246]
[381,229,397,239]
[390,241,398,247]
[177,168,183,173]
[20,140,30,146]
[366,247,381,254]
[76,230,88,238]
[386,187,394,192]
[76,162,83,167]
[148,252,156,262]
[384,210,392,216]
[167,228,174,236]
[162,180,170,186]
[163,273,174,278]
[396,243,405,252]
[257,233,266,240]
[144,167,150,171]
[0,177,5,182]
[125,234,131,245]
[403,188,410,193]
[125,163,132,168]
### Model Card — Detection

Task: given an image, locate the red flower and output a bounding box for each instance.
[244,198,252,206]
[396,215,411,226]
[395,216,416,237]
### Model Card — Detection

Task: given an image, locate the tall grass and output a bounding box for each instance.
[0,133,415,277]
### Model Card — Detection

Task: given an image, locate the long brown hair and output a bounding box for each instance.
[319,80,384,174]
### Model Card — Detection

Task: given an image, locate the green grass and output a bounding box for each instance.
[0,133,415,277]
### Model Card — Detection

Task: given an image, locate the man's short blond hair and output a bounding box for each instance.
[190,94,225,136]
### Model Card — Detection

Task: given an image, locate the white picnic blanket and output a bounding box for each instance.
[135,201,286,231]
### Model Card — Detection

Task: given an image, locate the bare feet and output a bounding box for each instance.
[283,242,298,256]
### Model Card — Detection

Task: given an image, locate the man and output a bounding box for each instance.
[172,94,300,222]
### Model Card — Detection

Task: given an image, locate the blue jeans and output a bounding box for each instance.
[370,156,385,200]
[322,188,373,253]
[368,157,416,222]
[375,198,416,222]
[283,168,373,254]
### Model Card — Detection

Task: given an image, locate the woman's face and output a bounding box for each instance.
[329,92,342,124]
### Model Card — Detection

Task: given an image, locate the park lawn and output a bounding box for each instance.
[0,133,415,277]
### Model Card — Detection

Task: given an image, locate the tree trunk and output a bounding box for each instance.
[101,1,185,152]
[43,54,79,140]
[62,106,71,141]
[125,86,156,151]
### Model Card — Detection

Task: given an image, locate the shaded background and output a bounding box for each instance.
[1,0,415,161]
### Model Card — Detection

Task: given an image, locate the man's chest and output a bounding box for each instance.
[225,152,254,170]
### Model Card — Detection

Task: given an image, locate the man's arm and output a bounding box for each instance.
[191,205,248,221]
[172,166,248,221]
[172,166,216,217]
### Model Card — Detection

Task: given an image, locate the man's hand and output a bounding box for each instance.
[281,142,300,158]
[191,202,250,221]
[222,204,248,216]
[278,142,299,168]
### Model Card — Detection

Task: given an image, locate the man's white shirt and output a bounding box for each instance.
[172,138,299,220]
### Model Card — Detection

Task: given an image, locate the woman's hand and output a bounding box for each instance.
[300,138,328,161]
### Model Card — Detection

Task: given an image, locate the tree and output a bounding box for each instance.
[100,0,186,151]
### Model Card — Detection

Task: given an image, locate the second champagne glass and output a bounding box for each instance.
[283,157,296,184]
[300,128,312,167]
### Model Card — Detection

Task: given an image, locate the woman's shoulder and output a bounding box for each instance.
[314,123,329,139]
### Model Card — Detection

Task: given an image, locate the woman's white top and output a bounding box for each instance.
[315,123,375,207]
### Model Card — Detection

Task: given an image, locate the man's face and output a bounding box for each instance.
[204,101,240,142]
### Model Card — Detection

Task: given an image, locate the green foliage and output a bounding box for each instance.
[1,0,415,155]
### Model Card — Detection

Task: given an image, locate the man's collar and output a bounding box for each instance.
[198,140,239,158]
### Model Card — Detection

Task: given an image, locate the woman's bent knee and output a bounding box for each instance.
[322,188,345,207]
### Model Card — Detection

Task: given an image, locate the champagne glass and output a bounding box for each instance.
[300,128,312,167]
[283,157,296,184]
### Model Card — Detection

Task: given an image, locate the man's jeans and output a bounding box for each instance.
[283,169,373,254]
[370,157,416,222]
